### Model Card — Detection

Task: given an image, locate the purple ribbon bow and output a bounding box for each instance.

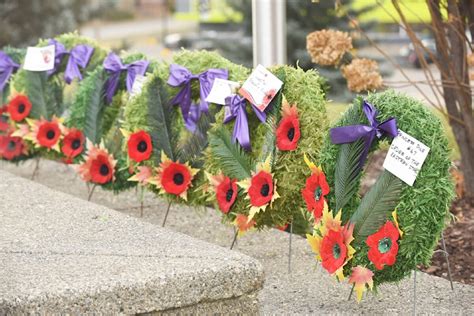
[224,94,266,151]
[103,52,149,104]
[168,64,228,132]
[0,51,20,91]
[47,39,94,84]
[330,100,398,169]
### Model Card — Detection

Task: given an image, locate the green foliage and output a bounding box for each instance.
[320,89,455,286]
[67,67,106,143]
[146,72,177,162]
[332,98,367,215]
[350,171,402,240]
[208,125,254,180]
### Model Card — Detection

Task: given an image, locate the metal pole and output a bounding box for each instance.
[252,0,287,67]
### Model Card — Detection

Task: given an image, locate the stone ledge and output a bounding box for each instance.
[0,170,264,314]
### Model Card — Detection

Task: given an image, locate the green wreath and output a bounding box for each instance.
[68,51,159,193]
[204,64,327,233]
[307,90,455,301]
[12,32,107,121]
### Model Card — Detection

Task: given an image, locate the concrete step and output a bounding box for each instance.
[2,160,474,314]
[0,170,263,314]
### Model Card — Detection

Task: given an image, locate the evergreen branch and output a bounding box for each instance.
[350,170,403,240]
[208,125,255,180]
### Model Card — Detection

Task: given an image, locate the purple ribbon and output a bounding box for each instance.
[330,100,398,169]
[224,94,266,151]
[47,39,94,84]
[0,51,20,91]
[103,52,149,104]
[168,64,228,132]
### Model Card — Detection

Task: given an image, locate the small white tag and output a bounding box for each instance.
[23,45,55,71]
[383,129,430,186]
[129,74,148,98]
[205,78,240,105]
[239,64,283,112]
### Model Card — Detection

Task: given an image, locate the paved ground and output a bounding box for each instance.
[1,159,473,314]
[0,170,262,314]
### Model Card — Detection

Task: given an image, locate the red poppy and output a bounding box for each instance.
[160,161,193,195]
[216,176,238,213]
[127,130,152,162]
[276,116,300,151]
[366,221,400,270]
[301,170,330,219]
[89,153,115,184]
[0,134,25,160]
[248,170,274,207]
[36,120,61,149]
[320,229,348,274]
[7,95,32,122]
[276,101,300,151]
[61,128,84,159]
[0,105,10,132]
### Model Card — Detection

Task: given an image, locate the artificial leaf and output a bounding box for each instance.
[333,98,367,212]
[350,170,403,240]
[146,75,176,162]
[208,125,255,180]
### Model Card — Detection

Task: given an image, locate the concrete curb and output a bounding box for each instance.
[0,170,264,314]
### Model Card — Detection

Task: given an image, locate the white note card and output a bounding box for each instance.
[383,129,430,186]
[205,78,240,105]
[23,45,55,71]
[129,74,148,98]
[239,64,283,112]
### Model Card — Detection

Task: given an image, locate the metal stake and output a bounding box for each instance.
[441,231,454,290]
[288,221,293,274]
[230,228,239,250]
[87,184,97,201]
[348,284,355,301]
[161,202,172,227]
[31,158,40,180]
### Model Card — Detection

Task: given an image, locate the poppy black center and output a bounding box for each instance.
[46,130,55,140]
[314,186,322,201]
[378,237,392,254]
[137,140,148,153]
[71,139,81,150]
[260,183,270,197]
[18,103,25,113]
[173,172,184,185]
[333,243,341,259]
[225,188,234,202]
[99,164,109,176]
[287,127,295,141]
[7,140,16,151]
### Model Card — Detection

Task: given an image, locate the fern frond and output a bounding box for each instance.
[334,97,368,212]
[208,125,255,180]
[146,75,177,162]
[23,71,48,119]
[259,116,277,167]
[22,71,64,119]
[335,139,366,211]
[350,170,403,240]
[177,112,211,166]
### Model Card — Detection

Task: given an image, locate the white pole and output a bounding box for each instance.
[252,0,287,67]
